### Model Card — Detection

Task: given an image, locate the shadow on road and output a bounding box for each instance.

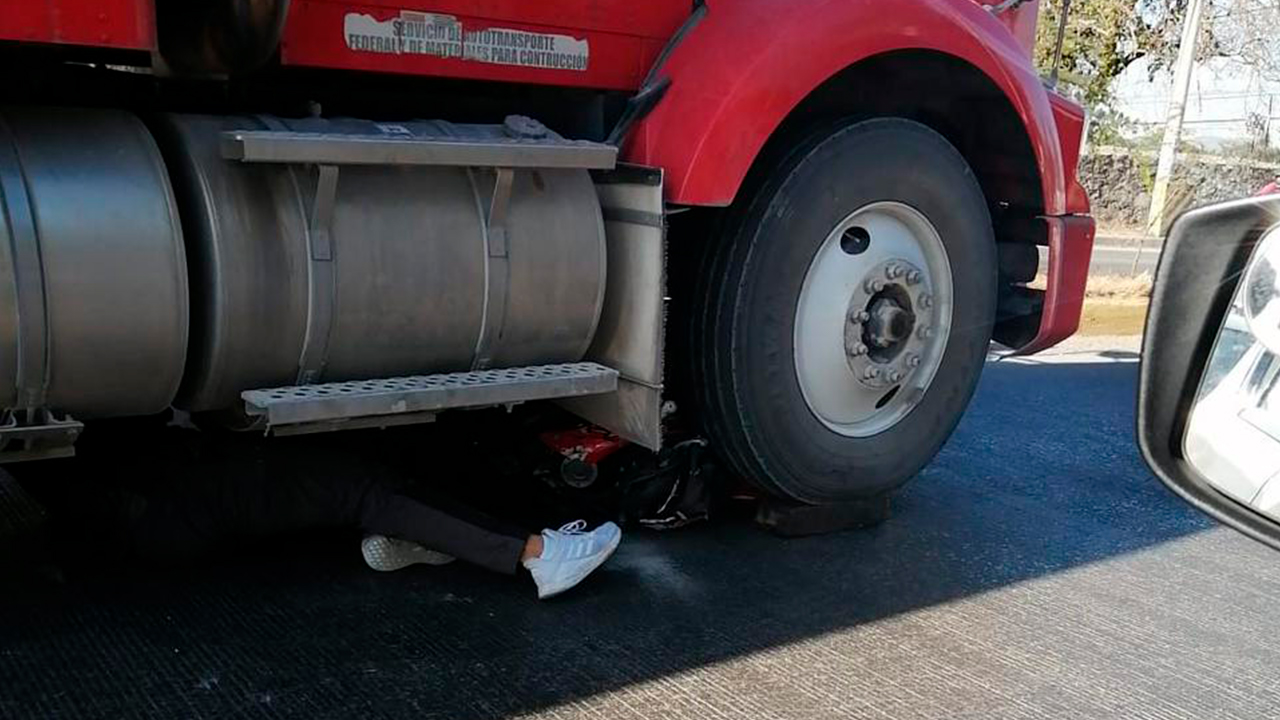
[0,359,1214,719]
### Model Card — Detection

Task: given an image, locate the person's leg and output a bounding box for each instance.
[109,436,621,598]
[120,438,405,565]
[360,534,458,571]
[124,469,371,565]
[357,484,531,575]
[521,519,622,599]
[358,488,624,599]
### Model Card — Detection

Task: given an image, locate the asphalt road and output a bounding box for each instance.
[1039,243,1161,275]
[7,338,1280,719]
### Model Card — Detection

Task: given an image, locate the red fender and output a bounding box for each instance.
[625,0,1069,215]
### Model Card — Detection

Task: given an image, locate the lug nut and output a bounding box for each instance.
[917,326,933,340]
[907,354,921,368]
[907,270,922,285]
[863,366,880,379]
[920,293,934,309]
[866,279,886,293]
[887,369,902,383]
[850,343,868,356]
[886,264,903,279]
[856,311,870,322]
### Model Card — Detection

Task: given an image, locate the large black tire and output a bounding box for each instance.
[693,118,996,504]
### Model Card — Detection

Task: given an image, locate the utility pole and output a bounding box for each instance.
[1146,0,1207,237]
[1266,94,1274,151]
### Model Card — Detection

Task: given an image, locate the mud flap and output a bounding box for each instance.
[559,164,666,450]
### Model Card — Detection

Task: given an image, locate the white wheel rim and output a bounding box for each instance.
[793,202,954,437]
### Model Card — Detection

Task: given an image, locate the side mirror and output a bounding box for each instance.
[1139,195,1280,548]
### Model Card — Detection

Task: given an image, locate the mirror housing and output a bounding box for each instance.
[1139,195,1280,549]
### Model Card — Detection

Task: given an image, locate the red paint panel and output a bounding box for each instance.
[625,0,1070,213]
[977,0,1039,55]
[281,0,687,90]
[1016,215,1096,355]
[0,0,154,50]
[1003,1,1041,56]
[1049,90,1092,215]
[323,0,688,38]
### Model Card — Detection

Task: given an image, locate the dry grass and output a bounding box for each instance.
[1028,273,1151,336]
[1028,272,1152,299]
[1085,272,1152,300]
[1077,301,1147,336]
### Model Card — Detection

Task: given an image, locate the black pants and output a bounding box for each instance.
[121,454,529,575]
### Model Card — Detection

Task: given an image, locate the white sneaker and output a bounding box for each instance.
[361,534,455,572]
[523,520,622,599]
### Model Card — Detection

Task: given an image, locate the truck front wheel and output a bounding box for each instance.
[694,118,997,504]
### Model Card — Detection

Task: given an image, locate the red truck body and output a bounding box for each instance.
[0,0,1093,351]
[0,0,1094,498]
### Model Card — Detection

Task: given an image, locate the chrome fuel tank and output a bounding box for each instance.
[0,108,188,419]
[154,115,607,412]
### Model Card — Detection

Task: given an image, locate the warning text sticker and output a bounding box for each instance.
[344,11,590,72]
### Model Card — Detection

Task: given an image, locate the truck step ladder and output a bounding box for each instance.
[220,117,618,170]
[242,362,618,434]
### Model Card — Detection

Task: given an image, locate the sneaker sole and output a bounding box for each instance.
[361,535,455,572]
[537,528,622,600]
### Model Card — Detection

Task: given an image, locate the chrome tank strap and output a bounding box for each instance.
[0,115,48,411]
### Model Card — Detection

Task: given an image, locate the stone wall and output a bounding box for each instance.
[1078,148,1279,233]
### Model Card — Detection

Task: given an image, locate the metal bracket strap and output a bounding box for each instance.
[601,207,665,229]
[473,168,514,370]
[296,163,339,385]
[250,115,340,385]
[0,117,48,411]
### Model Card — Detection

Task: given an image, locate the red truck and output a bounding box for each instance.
[0,0,1093,506]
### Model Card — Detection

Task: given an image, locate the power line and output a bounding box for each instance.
[1128,117,1278,124]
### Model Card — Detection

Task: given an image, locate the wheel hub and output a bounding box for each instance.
[866,298,912,348]
[843,260,935,389]
[794,201,953,437]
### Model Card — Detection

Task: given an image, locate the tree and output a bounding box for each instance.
[1209,0,1280,83]
[1035,0,1192,104]
[1033,0,1280,104]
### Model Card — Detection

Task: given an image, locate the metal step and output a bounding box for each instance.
[242,362,619,431]
[0,409,82,463]
[221,130,617,169]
